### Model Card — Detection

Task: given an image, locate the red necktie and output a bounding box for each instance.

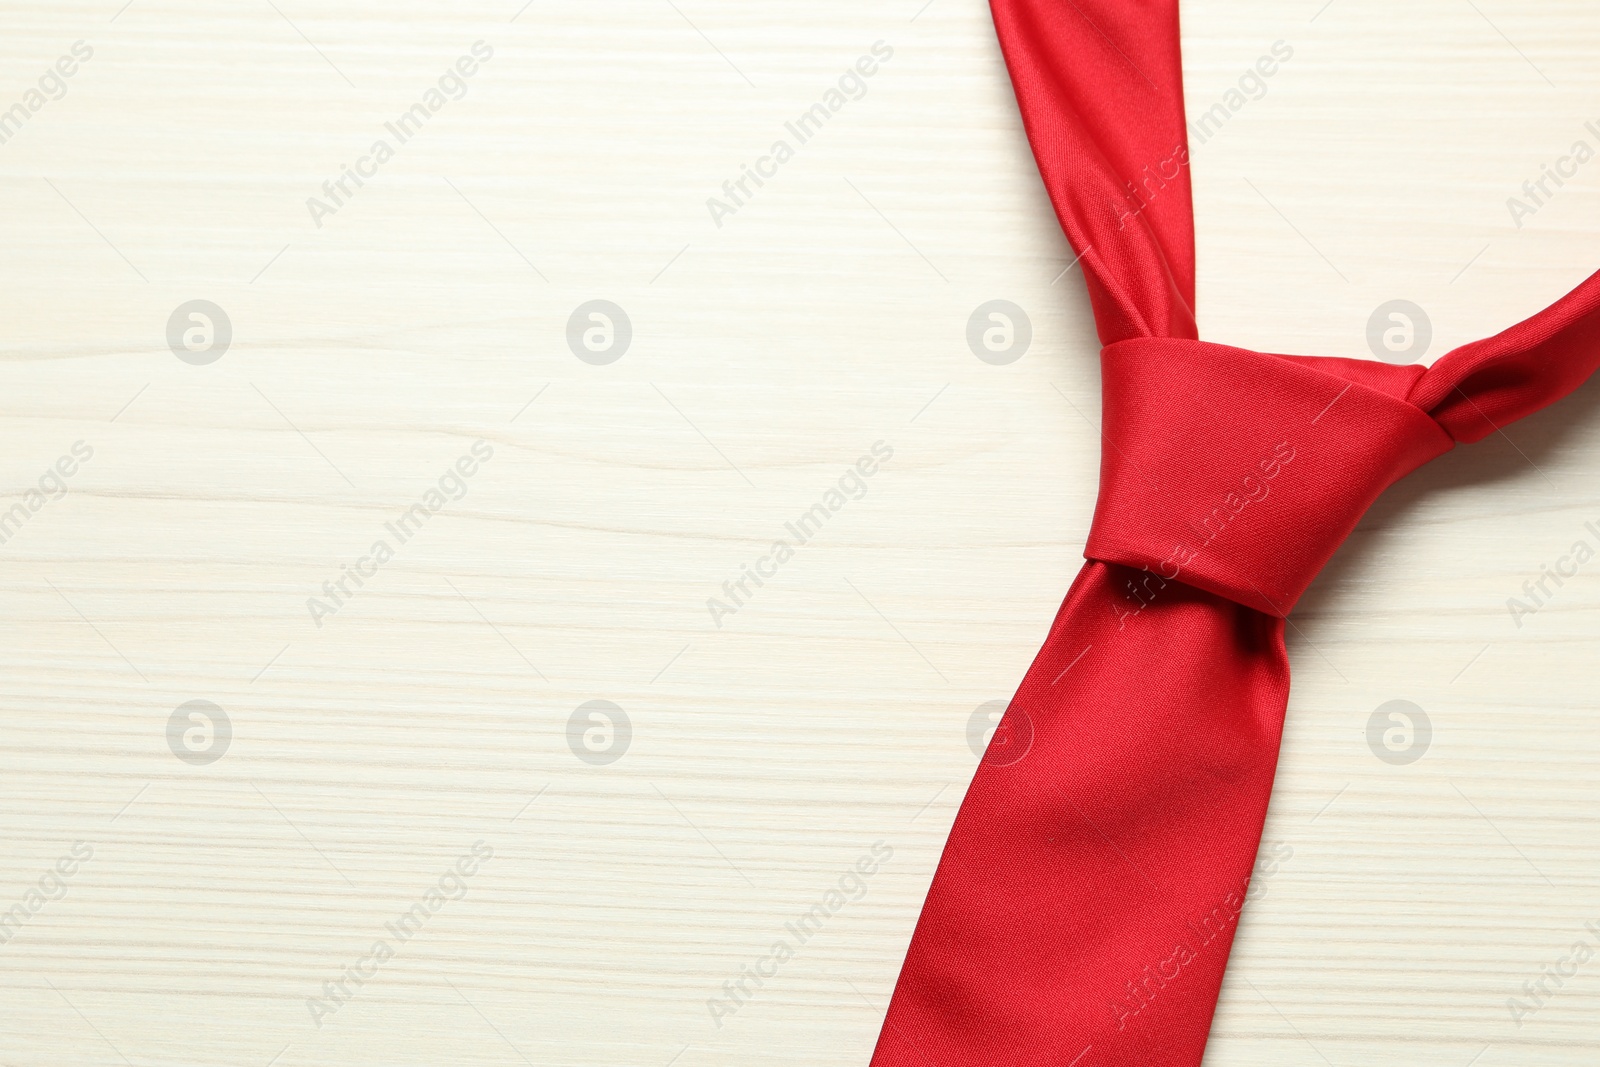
[869,3,1600,1065]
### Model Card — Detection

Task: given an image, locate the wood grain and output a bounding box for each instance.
[0,1,1596,1064]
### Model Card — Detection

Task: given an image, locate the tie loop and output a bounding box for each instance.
[1085,337,1454,615]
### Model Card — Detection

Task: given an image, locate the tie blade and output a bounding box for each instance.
[871,562,1289,1067]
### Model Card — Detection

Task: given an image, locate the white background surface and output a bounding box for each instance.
[0,1,1597,1065]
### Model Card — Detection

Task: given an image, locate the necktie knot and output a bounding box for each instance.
[1084,337,1455,615]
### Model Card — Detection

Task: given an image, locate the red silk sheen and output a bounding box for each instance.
[987,0,1198,343]
[868,2,1600,1066]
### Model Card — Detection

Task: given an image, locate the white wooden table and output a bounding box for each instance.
[0,1,1597,1064]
